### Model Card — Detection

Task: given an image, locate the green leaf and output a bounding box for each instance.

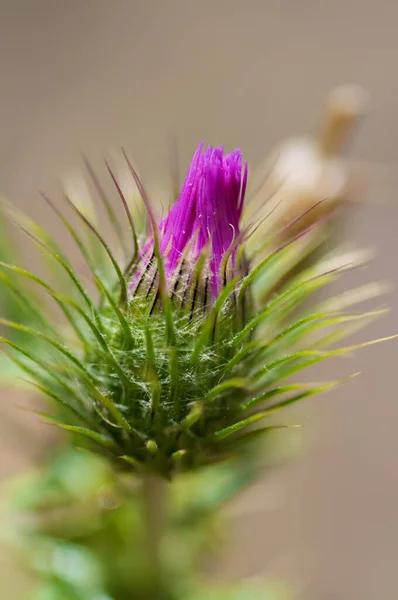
[106,160,139,269]
[213,412,272,440]
[253,335,398,388]
[205,378,251,403]
[23,380,91,426]
[84,155,128,258]
[49,423,118,451]
[0,319,133,431]
[240,382,319,412]
[64,195,128,307]
[0,261,88,344]
[233,272,335,346]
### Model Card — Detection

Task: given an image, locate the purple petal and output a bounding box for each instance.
[131,142,248,300]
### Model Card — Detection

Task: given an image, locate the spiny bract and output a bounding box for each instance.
[0,140,389,478]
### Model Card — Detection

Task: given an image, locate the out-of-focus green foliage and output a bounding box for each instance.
[186,581,290,600]
[3,444,288,600]
[0,205,40,381]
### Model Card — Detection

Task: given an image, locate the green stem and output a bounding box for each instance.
[141,475,168,599]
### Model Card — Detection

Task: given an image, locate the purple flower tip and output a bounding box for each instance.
[131,142,248,303]
[170,142,248,289]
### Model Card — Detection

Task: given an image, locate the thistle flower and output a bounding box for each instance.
[0,131,392,479]
[131,142,247,303]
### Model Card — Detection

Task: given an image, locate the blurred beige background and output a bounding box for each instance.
[0,1,398,598]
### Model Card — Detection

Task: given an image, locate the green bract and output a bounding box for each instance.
[0,145,391,479]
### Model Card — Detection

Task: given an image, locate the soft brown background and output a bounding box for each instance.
[0,2,398,598]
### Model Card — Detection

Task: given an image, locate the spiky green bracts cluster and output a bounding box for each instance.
[0,142,390,479]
